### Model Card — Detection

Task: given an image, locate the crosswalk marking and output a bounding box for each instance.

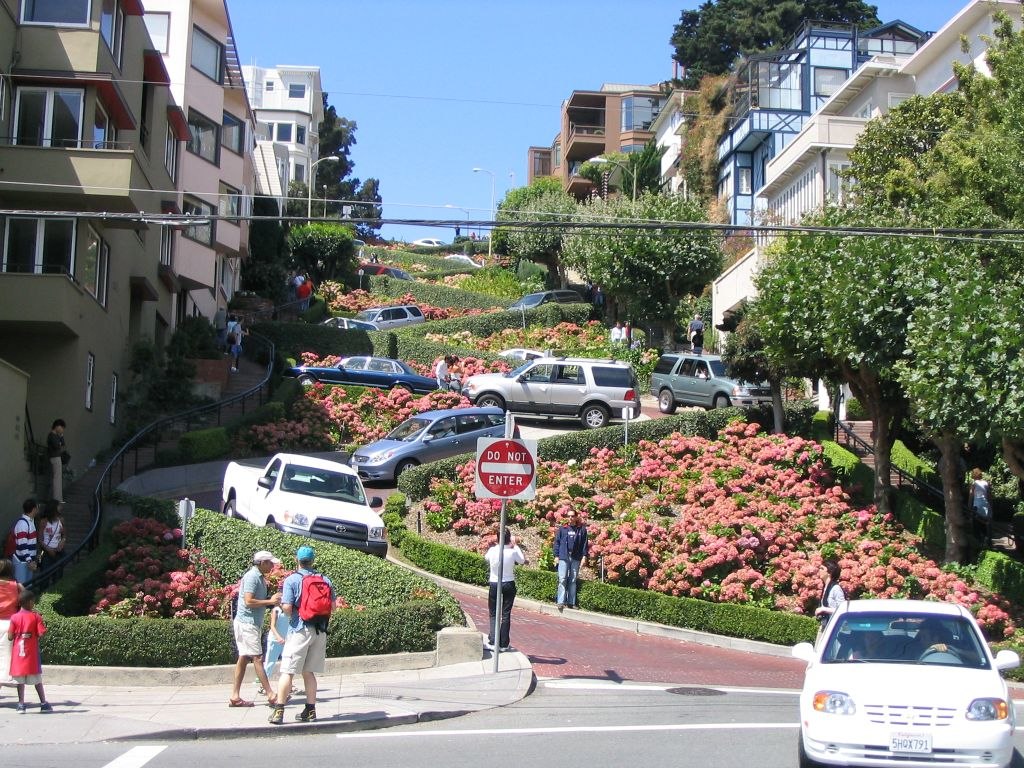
[100,746,168,768]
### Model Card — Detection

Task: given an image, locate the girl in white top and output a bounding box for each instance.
[484,530,525,651]
[40,501,65,570]
[814,558,845,630]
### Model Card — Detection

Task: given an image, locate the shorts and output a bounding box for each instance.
[280,626,326,676]
[233,620,264,658]
[14,674,42,685]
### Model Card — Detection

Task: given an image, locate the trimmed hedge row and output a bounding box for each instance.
[253,321,375,361]
[397,405,806,500]
[368,275,503,310]
[891,439,940,488]
[975,550,1024,609]
[893,491,945,549]
[821,441,875,504]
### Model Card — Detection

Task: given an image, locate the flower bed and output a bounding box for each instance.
[318,285,500,319]
[418,421,1015,635]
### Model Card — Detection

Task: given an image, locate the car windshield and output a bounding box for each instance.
[386,417,431,442]
[279,465,366,505]
[513,293,543,308]
[504,361,534,378]
[822,612,989,669]
[709,359,727,377]
[354,310,377,321]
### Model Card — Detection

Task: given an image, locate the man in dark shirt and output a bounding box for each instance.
[46,419,67,503]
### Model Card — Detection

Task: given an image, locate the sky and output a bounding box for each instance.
[228,0,973,244]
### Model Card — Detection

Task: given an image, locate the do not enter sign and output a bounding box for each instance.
[474,438,538,500]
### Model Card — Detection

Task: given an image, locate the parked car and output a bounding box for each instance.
[497,348,546,362]
[359,263,413,281]
[792,599,1019,768]
[462,355,637,429]
[349,407,507,482]
[353,304,425,329]
[508,290,585,310]
[649,353,771,412]
[283,355,438,393]
[321,316,380,331]
[444,254,482,268]
[222,453,386,556]
[412,238,445,247]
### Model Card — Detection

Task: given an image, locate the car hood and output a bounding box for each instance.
[464,373,509,387]
[278,492,384,526]
[802,661,1008,705]
[351,439,416,458]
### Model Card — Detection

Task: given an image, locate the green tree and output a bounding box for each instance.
[286,223,359,286]
[495,177,577,284]
[579,144,667,199]
[670,0,881,88]
[561,192,722,336]
[240,195,289,301]
[720,301,786,433]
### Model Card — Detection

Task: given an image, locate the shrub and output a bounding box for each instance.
[106,491,180,528]
[845,397,868,420]
[811,410,833,442]
[300,297,328,324]
[975,550,1024,608]
[820,441,874,504]
[178,427,232,463]
[252,321,375,361]
[891,439,939,488]
[368,275,502,310]
[893,491,945,549]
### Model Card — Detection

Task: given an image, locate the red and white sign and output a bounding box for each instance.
[474,438,538,500]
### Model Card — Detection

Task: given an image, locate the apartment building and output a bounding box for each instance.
[0,0,184,497]
[241,63,323,211]
[143,0,255,322]
[528,83,665,199]
[650,88,693,195]
[712,0,1022,335]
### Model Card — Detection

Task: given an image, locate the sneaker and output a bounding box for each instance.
[296,705,316,723]
[268,706,284,725]
[483,640,494,651]
[39,703,53,713]
[556,603,564,613]
[231,367,238,373]
[500,645,515,653]
[16,703,27,713]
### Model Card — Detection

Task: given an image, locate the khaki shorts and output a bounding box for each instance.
[233,620,264,658]
[280,626,326,676]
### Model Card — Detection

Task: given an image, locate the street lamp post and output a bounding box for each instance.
[306,156,341,220]
[444,203,470,240]
[589,156,637,202]
[472,167,495,263]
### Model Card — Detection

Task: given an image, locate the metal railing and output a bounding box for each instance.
[834,419,944,504]
[27,332,276,592]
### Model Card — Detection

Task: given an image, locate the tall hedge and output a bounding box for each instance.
[368,275,503,310]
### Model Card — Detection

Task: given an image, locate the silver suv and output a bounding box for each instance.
[462,356,638,429]
[650,353,771,412]
[353,304,424,329]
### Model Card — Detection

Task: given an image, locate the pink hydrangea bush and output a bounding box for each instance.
[422,421,1015,635]
[319,287,499,319]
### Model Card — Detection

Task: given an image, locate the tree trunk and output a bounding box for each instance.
[1003,436,1024,480]
[770,378,784,434]
[937,430,970,564]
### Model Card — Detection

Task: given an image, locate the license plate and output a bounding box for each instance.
[890,732,932,754]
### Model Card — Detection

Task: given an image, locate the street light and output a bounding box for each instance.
[306,156,341,219]
[472,167,495,262]
[588,156,637,202]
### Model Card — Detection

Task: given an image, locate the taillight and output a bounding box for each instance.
[625,389,637,402]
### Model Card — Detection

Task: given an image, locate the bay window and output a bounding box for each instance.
[2,217,76,275]
[15,87,84,147]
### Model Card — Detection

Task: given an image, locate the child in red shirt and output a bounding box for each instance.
[8,589,51,712]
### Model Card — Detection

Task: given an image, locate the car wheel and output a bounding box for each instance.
[298,374,316,386]
[581,404,609,429]
[395,460,419,478]
[797,732,820,768]
[658,389,677,414]
[712,393,731,409]
[223,498,237,519]
[476,393,505,410]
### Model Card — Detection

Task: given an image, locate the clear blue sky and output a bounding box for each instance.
[229,0,971,244]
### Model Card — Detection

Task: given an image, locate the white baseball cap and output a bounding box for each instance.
[253,550,280,565]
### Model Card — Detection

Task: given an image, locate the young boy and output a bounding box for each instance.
[8,589,51,712]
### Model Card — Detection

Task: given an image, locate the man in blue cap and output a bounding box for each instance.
[269,545,335,725]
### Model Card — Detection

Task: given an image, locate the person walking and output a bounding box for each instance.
[0,559,19,696]
[229,550,281,708]
[260,603,290,696]
[46,420,67,503]
[435,354,458,391]
[554,512,589,611]
[38,500,65,572]
[7,589,51,712]
[609,321,625,345]
[814,558,846,630]
[269,546,334,725]
[225,315,243,373]
[968,468,993,547]
[688,314,705,355]
[484,529,525,652]
[11,499,39,585]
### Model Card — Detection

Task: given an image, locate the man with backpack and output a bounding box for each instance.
[269,545,334,725]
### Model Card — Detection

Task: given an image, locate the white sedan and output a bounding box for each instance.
[793,599,1019,768]
[497,348,546,361]
[411,238,445,247]
[444,254,482,268]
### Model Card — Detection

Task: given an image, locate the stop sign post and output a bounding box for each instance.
[475,438,537,501]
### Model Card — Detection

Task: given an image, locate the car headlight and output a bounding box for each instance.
[812,691,856,715]
[282,510,309,528]
[366,450,395,464]
[732,386,751,397]
[966,698,1009,721]
[369,526,386,541]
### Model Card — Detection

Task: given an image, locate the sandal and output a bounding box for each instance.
[228,698,255,708]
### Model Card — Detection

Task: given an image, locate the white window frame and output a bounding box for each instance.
[14,86,84,147]
[275,122,292,143]
[159,226,174,267]
[2,217,77,275]
[265,80,274,91]
[813,67,847,97]
[219,182,241,220]
[93,101,115,149]
[182,197,215,245]
[222,111,245,155]
[738,167,752,195]
[22,0,90,26]
[164,124,178,181]
[109,372,118,424]
[100,0,125,67]
[296,124,306,146]
[81,225,110,305]
[85,352,95,411]
[288,83,306,99]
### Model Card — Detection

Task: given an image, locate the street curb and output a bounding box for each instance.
[112,712,432,742]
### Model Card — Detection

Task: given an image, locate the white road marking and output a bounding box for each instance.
[539,679,800,696]
[100,746,168,768]
[337,723,799,739]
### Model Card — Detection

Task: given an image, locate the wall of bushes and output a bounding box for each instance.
[37,507,464,666]
[368,275,501,310]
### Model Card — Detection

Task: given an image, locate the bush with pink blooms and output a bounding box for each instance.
[319,286,500,319]
[420,421,1016,636]
[91,517,229,619]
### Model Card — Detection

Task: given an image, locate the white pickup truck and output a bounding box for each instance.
[222,453,387,557]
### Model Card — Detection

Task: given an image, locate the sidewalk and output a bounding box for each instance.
[0,647,533,744]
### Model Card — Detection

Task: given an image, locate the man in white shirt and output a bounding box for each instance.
[609,322,625,344]
[435,355,456,391]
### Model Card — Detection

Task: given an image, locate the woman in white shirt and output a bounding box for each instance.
[39,500,65,571]
[484,529,525,652]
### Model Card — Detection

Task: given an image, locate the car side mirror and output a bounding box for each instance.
[516,374,527,382]
[792,642,815,663]
[257,476,274,490]
[995,649,1020,671]
[369,496,384,509]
